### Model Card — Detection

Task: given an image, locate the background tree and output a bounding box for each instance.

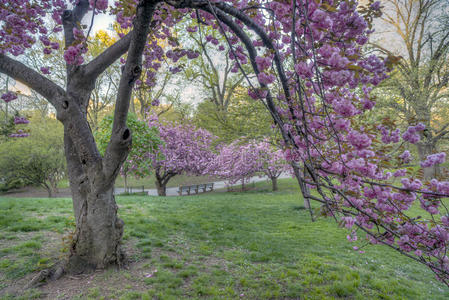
[255,141,292,192]
[147,116,217,196]
[372,0,449,178]
[0,76,32,140]
[87,31,122,131]
[208,141,262,190]
[183,24,245,112]
[194,87,275,144]
[0,118,65,197]
[95,113,161,192]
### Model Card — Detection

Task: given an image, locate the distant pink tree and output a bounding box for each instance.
[255,141,292,191]
[209,141,262,190]
[209,140,291,191]
[147,116,217,196]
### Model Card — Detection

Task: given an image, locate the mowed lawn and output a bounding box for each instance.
[0,179,448,299]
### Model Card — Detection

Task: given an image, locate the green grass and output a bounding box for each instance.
[56,174,219,190]
[0,179,448,299]
[114,173,220,189]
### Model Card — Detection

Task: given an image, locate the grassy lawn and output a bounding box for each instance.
[0,179,448,299]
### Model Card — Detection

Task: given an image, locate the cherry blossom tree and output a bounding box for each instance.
[1,0,449,287]
[255,141,292,191]
[209,140,290,191]
[208,141,262,190]
[147,115,217,196]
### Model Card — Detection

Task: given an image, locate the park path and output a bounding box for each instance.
[113,173,292,196]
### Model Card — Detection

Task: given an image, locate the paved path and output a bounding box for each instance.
[114,173,292,196]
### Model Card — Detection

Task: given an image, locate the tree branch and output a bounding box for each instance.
[62,0,90,47]
[84,32,133,81]
[103,0,159,181]
[0,54,65,111]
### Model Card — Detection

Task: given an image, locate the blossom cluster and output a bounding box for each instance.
[9,129,30,138]
[146,115,217,178]
[1,91,18,103]
[14,116,30,125]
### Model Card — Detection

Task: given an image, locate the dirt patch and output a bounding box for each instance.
[1,241,238,299]
[0,231,64,297]
[38,260,154,300]
[1,242,153,299]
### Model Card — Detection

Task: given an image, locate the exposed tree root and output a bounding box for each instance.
[25,250,129,289]
[25,260,67,289]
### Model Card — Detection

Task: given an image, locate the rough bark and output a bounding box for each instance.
[68,184,124,273]
[64,127,125,272]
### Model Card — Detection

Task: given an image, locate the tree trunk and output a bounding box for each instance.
[49,177,59,195]
[43,183,54,198]
[271,177,278,191]
[291,163,314,220]
[124,174,128,193]
[64,131,124,273]
[155,180,167,196]
[68,184,124,273]
[417,141,440,179]
[241,178,245,191]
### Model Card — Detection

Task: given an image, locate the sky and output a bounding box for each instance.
[88,12,115,34]
[84,11,201,105]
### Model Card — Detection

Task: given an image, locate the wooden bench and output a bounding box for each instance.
[205,183,214,192]
[178,183,214,195]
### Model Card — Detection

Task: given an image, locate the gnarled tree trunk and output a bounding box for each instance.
[43,182,54,198]
[64,126,126,272]
[155,168,176,196]
[68,186,124,272]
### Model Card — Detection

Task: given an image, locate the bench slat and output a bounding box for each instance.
[178,183,214,195]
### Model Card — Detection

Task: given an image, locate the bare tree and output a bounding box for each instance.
[185,30,245,111]
[372,0,449,178]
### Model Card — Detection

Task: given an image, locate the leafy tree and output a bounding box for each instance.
[0,118,65,197]
[147,116,217,196]
[183,22,245,112]
[194,87,275,144]
[87,31,122,130]
[95,113,161,191]
[1,0,449,286]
